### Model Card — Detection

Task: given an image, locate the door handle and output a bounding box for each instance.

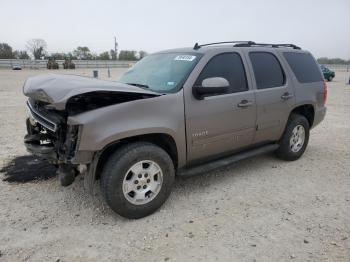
[237,100,253,108]
[281,92,294,100]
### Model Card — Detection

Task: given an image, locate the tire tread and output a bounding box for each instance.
[100,142,174,219]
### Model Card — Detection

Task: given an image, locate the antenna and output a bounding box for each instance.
[114,36,118,60]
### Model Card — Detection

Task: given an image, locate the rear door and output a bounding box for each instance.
[184,51,257,164]
[245,50,295,143]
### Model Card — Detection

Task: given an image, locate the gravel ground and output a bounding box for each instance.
[0,68,349,262]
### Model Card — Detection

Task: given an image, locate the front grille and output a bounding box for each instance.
[26,101,58,132]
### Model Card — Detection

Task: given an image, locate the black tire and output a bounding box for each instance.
[328,76,333,82]
[100,142,175,219]
[275,113,310,161]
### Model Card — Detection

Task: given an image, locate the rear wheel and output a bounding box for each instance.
[276,114,310,161]
[101,142,175,219]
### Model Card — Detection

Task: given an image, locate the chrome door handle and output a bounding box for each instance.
[237,100,253,108]
[281,92,294,100]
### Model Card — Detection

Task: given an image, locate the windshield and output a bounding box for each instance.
[119,52,201,93]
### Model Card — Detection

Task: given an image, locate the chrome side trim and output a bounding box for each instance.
[26,101,57,132]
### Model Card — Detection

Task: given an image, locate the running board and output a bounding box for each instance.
[177,144,279,177]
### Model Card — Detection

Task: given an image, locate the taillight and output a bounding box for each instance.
[323,80,328,104]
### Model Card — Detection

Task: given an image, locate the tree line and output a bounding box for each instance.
[317,57,350,65]
[3,39,349,64]
[0,39,147,61]
[0,43,30,59]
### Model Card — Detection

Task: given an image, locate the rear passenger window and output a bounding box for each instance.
[283,52,323,83]
[249,52,285,89]
[195,53,248,94]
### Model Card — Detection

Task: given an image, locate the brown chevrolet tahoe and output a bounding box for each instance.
[23,41,327,218]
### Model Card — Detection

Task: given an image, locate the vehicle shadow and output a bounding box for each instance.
[1,155,57,183]
[172,153,280,192]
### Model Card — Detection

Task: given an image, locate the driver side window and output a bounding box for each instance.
[194,53,248,94]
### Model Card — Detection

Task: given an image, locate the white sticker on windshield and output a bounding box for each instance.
[174,55,196,62]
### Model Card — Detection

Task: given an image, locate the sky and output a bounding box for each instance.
[1,0,349,59]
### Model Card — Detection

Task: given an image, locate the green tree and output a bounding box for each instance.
[0,43,14,58]
[73,46,92,60]
[50,53,67,60]
[138,50,148,59]
[118,50,137,61]
[317,57,348,65]
[13,50,30,59]
[26,39,47,59]
[110,49,117,60]
[90,53,98,60]
[66,52,77,60]
[97,51,110,60]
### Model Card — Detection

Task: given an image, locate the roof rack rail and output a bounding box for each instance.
[234,42,301,50]
[193,41,255,50]
[193,41,301,50]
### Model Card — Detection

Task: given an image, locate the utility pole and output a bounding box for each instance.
[114,36,118,60]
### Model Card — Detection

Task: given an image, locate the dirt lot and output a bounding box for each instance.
[0,68,349,262]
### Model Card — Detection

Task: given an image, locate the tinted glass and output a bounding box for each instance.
[283,52,323,83]
[249,52,285,89]
[120,53,201,93]
[195,53,248,94]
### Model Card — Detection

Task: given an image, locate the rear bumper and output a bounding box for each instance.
[312,106,327,129]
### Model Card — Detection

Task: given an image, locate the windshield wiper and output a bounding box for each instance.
[126,83,149,89]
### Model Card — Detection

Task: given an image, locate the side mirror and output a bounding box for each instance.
[193,77,229,99]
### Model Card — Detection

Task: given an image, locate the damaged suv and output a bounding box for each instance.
[24,41,327,218]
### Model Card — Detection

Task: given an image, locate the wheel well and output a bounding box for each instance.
[291,105,315,127]
[95,133,178,179]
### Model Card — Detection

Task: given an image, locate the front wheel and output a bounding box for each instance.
[275,114,310,161]
[101,142,175,219]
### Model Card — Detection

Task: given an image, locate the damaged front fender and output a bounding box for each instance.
[66,91,187,167]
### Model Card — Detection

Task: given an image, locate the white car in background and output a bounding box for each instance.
[12,64,22,70]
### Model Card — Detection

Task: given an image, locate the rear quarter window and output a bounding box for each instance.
[283,52,323,83]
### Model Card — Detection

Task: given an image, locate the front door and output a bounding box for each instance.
[185,52,257,164]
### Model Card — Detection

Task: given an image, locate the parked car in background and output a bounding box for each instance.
[320,65,335,81]
[23,41,327,218]
[12,64,22,70]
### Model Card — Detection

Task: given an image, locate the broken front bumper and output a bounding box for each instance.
[25,100,60,162]
[24,100,94,164]
[24,132,57,160]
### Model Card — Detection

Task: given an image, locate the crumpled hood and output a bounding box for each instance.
[23,74,159,110]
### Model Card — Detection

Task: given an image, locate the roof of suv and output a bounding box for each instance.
[157,41,309,55]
